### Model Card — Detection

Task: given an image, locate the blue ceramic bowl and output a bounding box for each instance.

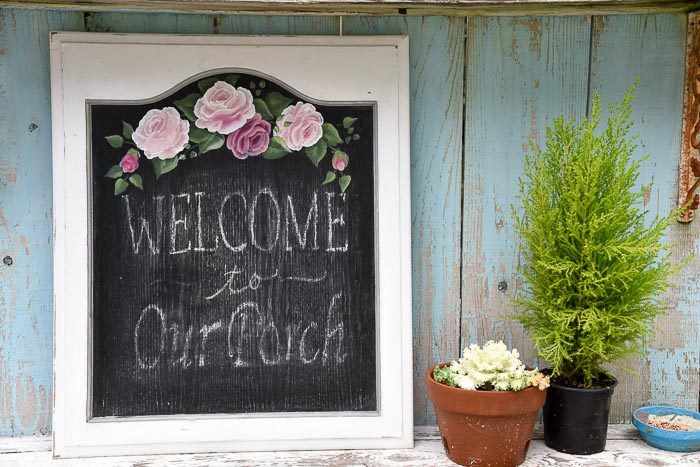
[632,405,700,452]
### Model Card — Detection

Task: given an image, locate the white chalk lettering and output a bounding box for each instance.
[170,193,192,255]
[285,192,319,251]
[322,294,347,365]
[326,192,349,252]
[250,188,280,251]
[219,192,247,252]
[122,194,164,254]
[134,304,166,370]
[194,191,219,252]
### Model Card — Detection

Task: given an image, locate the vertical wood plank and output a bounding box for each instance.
[589,13,696,422]
[461,16,591,363]
[0,7,84,436]
[342,16,465,425]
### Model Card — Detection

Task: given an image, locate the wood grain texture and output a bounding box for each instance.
[5,0,700,16]
[588,13,695,422]
[461,16,591,364]
[342,16,465,426]
[2,436,700,466]
[0,5,698,437]
[0,7,84,437]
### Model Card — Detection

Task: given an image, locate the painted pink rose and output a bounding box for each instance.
[331,150,349,172]
[119,152,139,173]
[274,102,324,151]
[226,114,271,159]
[132,107,190,160]
[194,81,255,135]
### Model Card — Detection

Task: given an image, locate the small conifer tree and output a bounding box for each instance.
[514,85,684,388]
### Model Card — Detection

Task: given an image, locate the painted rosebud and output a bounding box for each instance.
[331,150,349,172]
[119,149,140,173]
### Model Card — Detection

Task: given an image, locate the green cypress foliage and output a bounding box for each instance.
[514,85,685,388]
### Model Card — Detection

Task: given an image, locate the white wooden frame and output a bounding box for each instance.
[50,33,412,458]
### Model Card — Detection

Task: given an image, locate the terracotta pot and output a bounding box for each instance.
[426,365,547,467]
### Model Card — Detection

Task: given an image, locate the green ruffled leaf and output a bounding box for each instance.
[224,74,240,87]
[305,140,327,167]
[104,165,123,179]
[174,93,201,122]
[254,98,274,121]
[152,157,179,179]
[322,171,337,185]
[322,123,343,147]
[339,175,351,193]
[105,135,124,148]
[129,174,143,190]
[122,121,134,140]
[199,133,225,154]
[188,126,212,144]
[342,117,357,129]
[114,178,128,196]
[265,92,294,116]
[262,136,292,159]
[197,77,218,94]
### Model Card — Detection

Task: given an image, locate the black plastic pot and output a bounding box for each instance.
[543,378,618,455]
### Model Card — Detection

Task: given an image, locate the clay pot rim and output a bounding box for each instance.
[426,363,547,396]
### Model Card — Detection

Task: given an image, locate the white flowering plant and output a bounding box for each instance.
[433,341,550,392]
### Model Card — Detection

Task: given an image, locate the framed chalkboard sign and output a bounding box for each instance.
[51,33,411,457]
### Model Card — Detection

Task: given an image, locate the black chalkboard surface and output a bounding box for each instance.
[89,72,376,417]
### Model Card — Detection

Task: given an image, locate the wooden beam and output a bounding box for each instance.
[2,0,699,16]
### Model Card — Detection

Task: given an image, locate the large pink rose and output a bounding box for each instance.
[274,102,324,151]
[194,81,255,135]
[132,107,190,160]
[226,114,271,160]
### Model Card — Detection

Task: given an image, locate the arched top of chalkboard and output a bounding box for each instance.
[94,67,375,108]
[89,68,375,196]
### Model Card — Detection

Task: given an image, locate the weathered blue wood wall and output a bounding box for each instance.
[0,6,696,436]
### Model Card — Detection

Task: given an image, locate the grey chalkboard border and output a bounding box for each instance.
[84,67,381,422]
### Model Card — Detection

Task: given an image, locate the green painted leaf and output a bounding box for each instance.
[199,133,225,154]
[151,159,164,178]
[322,171,337,185]
[105,135,124,148]
[262,136,292,159]
[342,117,357,129]
[322,123,343,147]
[265,92,294,116]
[114,178,128,196]
[127,148,140,158]
[152,157,179,179]
[224,74,240,87]
[122,121,134,140]
[253,98,274,120]
[339,175,351,193]
[305,140,328,167]
[104,165,123,179]
[161,157,179,175]
[197,77,218,94]
[129,174,143,190]
[188,126,211,144]
[174,93,201,122]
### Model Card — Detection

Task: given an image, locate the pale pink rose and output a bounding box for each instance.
[119,152,139,173]
[226,114,271,160]
[132,107,190,160]
[331,150,349,171]
[194,81,255,135]
[274,102,324,151]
